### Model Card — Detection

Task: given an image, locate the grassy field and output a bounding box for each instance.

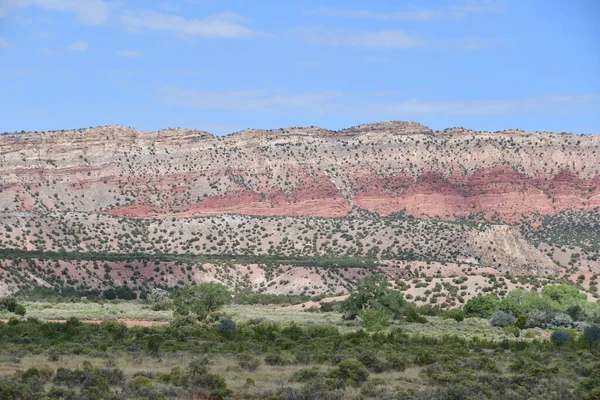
[0,301,173,322]
[0,301,541,343]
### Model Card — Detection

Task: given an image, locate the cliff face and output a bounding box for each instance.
[1,122,598,221]
[0,121,599,297]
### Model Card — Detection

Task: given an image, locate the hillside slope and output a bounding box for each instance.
[0,121,598,299]
[1,121,598,221]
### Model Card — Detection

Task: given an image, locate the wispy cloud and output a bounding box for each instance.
[158,87,600,118]
[1,0,111,25]
[307,1,504,21]
[159,87,346,114]
[121,10,264,39]
[307,7,436,21]
[117,50,143,58]
[39,47,54,56]
[291,27,498,50]
[66,40,88,51]
[398,94,600,116]
[450,0,505,18]
[292,27,425,49]
[0,37,8,48]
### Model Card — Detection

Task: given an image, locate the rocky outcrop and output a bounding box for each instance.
[0,122,598,221]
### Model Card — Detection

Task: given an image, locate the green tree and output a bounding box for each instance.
[360,308,390,331]
[542,285,586,306]
[0,297,26,316]
[341,275,405,320]
[550,330,571,346]
[463,295,498,319]
[497,298,521,317]
[173,283,231,320]
[583,325,600,350]
[523,290,554,313]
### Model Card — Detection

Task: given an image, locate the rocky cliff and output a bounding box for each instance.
[1,121,598,221]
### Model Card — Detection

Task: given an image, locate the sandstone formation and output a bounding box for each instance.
[0,121,598,221]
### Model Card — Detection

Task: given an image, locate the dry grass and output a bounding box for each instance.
[12,301,173,322]
[0,351,426,397]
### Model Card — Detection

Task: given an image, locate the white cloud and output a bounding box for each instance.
[0,37,8,48]
[450,0,505,18]
[307,7,436,21]
[291,27,496,50]
[117,50,143,58]
[158,87,600,118]
[292,27,425,49]
[120,9,263,38]
[38,32,55,40]
[66,40,88,51]
[158,1,180,13]
[307,1,504,21]
[1,0,110,25]
[39,47,54,56]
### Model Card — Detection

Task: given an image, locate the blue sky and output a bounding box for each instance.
[0,0,599,135]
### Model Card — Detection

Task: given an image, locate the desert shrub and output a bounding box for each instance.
[385,353,408,371]
[414,349,436,366]
[357,351,387,373]
[575,321,592,332]
[327,359,369,387]
[406,309,428,323]
[444,309,465,322]
[524,330,536,339]
[551,330,571,346]
[516,314,528,329]
[289,367,323,383]
[47,349,60,362]
[264,353,292,366]
[0,297,26,316]
[490,311,516,327]
[583,325,600,349]
[152,299,174,311]
[359,377,387,398]
[578,378,600,400]
[278,378,345,400]
[216,317,236,338]
[145,335,162,356]
[360,308,389,331]
[147,288,170,303]
[237,353,260,371]
[504,325,520,338]
[526,312,573,329]
[184,373,231,399]
[123,375,156,399]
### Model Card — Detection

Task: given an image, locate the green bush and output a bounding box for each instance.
[216,317,237,338]
[583,325,600,349]
[490,311,516,327]
[237,353,260,371]
[516,314,528,329]
[464,295,498,319]
[406,309,428,324]
[360,308,389,331]
[550,330,571,346]
[327,359,369,387]
[0,297,26,316]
